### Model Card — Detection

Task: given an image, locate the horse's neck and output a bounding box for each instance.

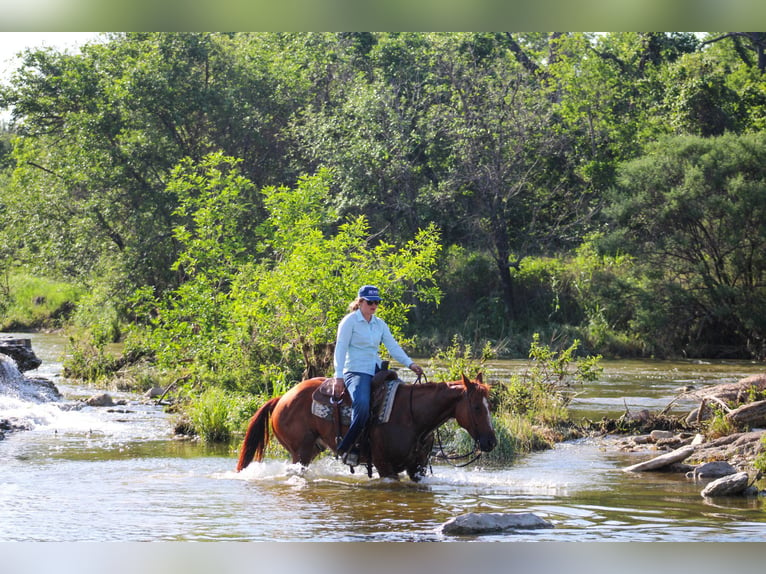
[409,383,462,432]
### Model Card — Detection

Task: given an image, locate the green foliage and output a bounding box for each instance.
[432,334,600,464]
[428,334,495,381]
[186,387,238,443]
[4,32,766,364]
[754,434,766,475]
[62,329,119,382]
[705,405,737,439]
[130,154,442,393]
[493,334,602,427]
[603,132,766,358]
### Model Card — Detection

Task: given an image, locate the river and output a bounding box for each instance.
[1,331,765,544]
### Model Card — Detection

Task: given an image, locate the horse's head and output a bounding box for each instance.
[454,373,497,453]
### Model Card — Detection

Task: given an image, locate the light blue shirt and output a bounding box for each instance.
[333,309,413,378]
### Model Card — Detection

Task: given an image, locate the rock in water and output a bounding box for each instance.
[701,472,750,498]
[687,461,736,479]
[441,512,553,535]
[0,338,42,372]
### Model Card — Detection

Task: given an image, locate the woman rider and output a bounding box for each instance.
[333,285,424,466]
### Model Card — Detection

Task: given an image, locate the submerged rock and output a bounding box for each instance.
[85,393,116,407]
[441,512,553,535]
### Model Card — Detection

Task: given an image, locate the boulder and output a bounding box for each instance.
[85,393,115,407]
[0,338,42,372]
[143,386,165,399]
[686,461,737,479]
[701,471,750,497]
[623,445,695,472]
[441,512,553,535]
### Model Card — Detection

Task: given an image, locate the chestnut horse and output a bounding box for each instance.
[236,373,497,481]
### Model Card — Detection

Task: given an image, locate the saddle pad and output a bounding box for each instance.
[311,379,402,424]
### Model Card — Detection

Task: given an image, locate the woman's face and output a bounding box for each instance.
[361,298,379,318]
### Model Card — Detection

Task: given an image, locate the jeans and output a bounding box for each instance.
[337,371,372,453]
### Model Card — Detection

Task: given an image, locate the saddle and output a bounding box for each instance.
[311,369,401,425]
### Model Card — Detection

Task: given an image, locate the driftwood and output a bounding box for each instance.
[726,399,766,428]
[623,445,695,472]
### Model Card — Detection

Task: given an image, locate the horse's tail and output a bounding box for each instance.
[236,396,281,471]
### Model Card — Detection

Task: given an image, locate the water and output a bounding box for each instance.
[2,332,765,542]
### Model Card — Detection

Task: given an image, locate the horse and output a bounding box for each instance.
[236,372,497,481]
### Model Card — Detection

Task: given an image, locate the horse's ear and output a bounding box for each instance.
[461,373,471,387]
[476,372,483,383]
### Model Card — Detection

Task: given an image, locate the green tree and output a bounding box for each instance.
[603,133,766,358]
[134,155,442,390]
[0,33,303,301]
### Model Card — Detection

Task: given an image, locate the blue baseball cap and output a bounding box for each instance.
[358,285,382,301]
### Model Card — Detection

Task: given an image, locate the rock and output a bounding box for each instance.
[0,338,42,372]
[701,471,750,497]
[689,430,764,464]
[623,444,695,472]
[691,433,706,446]
[686,461,737,479]
[650,430,675,441]
[726,399,766,428]
[143,386,165,399]
[441,512,553,535]
[85,393,115,407]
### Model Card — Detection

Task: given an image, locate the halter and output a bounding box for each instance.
[413,372,484,468]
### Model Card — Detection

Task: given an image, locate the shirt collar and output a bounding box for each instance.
[354,308,378,324]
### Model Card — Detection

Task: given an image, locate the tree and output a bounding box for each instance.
[0,33,303,298]
[134,155,442,389]
[603,133,766,358]
[422,34,585,319]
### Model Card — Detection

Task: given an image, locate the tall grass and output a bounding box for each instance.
[0,272,83,330]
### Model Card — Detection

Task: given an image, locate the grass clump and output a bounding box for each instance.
[0,272,83,330]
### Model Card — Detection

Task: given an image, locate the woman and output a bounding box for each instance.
[333,285,424,466]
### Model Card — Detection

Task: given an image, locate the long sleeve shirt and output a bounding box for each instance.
[333,309,413,378]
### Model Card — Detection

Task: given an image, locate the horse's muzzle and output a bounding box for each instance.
[480,433,497,452]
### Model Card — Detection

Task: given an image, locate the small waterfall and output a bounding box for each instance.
[1,352,63,433]
[0,353,61,403]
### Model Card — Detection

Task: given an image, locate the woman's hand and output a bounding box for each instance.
[409,363,424,376]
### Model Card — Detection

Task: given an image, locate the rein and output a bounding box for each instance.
[412,372,483,468]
